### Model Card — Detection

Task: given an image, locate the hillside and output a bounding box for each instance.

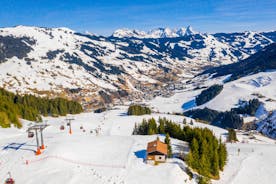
[201,43,276,81]
[0,26,275,108]
[257,110,276,139]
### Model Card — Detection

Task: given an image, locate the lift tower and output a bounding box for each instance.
[27,124,49,155]
[65,118,75,134]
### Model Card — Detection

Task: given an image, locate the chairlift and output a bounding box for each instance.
[5,172,15,184]
[67,123,70,126]
[28,131,34,138]
[60,125,65,130]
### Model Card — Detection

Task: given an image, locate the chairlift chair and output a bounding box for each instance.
[60,125,65,130]
[5,172,15,184]
[28,131,34,138]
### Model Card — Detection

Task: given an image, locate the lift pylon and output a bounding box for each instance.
[65,118,75,135]
[27,123,49,155]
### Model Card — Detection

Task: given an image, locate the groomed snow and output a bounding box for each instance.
[1,106,275,183]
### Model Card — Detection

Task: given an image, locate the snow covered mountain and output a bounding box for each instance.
[0,25,275,108]
[112,26,197,38]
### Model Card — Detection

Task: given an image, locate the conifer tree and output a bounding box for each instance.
[158,120,165,134]
[218,139,227,170]
[0,112,10,128]
[165,133,172,158]
[190,138,199,169]
[183,118,187,125]
[211,150,220,178]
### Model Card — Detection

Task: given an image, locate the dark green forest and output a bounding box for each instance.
[133,117,227,179]
[0,88,83,128]
[127,104,151,115]
[195,84,223,106]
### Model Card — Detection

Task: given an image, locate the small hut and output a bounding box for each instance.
[146,139,168,165]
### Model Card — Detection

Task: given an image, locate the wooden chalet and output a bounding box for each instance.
[146,139,168,165]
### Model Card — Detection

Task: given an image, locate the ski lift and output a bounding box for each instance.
[28,131,34,138]
[60,125,65,130]
[5,172,15,184]
[67,122,70,126]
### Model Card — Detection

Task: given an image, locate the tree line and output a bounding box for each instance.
[133,117,227,179]
[184,99,261,129]
[0,88,83,128]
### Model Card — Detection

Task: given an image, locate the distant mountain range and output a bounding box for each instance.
[0,25,275,108]
[112,26,197,38]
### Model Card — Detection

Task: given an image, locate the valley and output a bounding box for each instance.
[0,25,276,184]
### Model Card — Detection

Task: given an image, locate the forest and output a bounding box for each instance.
[0,88,83,128]
[195,84,223,106]
[127,104,151,115]
[133,117,227,179]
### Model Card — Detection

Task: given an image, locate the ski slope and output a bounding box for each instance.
[0,107,198,184]
[0,106,276,184]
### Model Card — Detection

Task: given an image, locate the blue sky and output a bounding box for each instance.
[0,0,275,35]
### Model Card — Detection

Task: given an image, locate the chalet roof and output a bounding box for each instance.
[147,140,168,155]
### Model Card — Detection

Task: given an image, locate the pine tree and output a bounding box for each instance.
[183,118,187,125]
[190,138,199,170]
[0,111,10,128]
[158,120,165,134]
[199,139,211,176]
[165,133,172,158]
[211,149,220,178]
[227,128,238,142]
[148,118,157,135]
[218,139,227,170]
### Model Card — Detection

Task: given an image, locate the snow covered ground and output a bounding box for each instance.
[1,106,276,183]
[149,71,276,113]
[0,107,197,184]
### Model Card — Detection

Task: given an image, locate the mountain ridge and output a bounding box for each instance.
[0,25,275,108]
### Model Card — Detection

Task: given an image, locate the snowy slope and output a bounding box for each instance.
[1,107,221,184]
[1,106,276,184]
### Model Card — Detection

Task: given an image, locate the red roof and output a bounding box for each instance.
[147,140,168,155]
